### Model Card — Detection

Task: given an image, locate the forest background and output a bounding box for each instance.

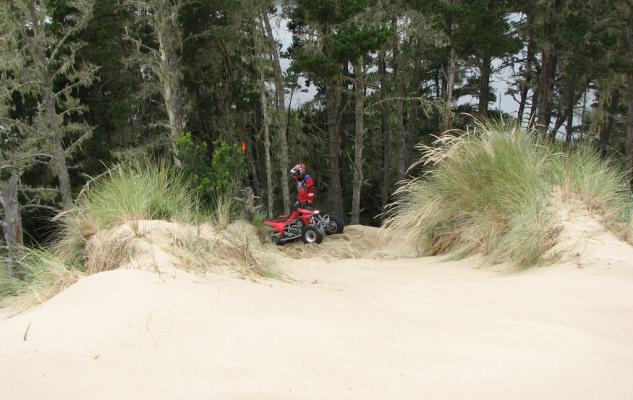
[2,0,633,247]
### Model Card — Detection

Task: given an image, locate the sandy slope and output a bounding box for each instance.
[1,226,633,399]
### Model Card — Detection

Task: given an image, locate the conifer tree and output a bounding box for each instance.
[0,0,97,209]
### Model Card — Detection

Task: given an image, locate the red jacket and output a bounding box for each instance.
[297,175,316,204]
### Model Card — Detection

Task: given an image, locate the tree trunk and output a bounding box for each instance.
[261,11,290,214]
[1,173,23,278]
[565,108,574,143]
[564,83,576,142]
[162,69,185,148]
[245,131,263,199]
[321,24,344,218]
[155,10,186,164]
[379,51,391,212]
[351,61,365,225]
[478,55,492,115]
[545,52,558,126]
[625,6,633,178]
[537,0,562,133]
[478,0,496,116]
[29,2,72,209]
[409,35,423,152]
[580,88,588,140]
[1,173,23,252]
[517,9,535,124]
[442,47,457,132]
[259,68,274,218]
[435,72,441,99]
[393,23,407,181]
[43,76,72,209]
[51,133,72,209]
[627,78,633,178]
[326,79,344,217]
[549,80,584,139]
[243,187,255,222]
[537,40,552,131]
[527,89,540,129]
[440,8,454,132]
[599,88,620,157]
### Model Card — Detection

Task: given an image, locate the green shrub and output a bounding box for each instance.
[208,140,247,195]
[175,132,213,197]
[176,133,247,204]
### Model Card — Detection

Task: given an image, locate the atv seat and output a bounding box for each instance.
[270,216,289,222]
[292,203,315,211]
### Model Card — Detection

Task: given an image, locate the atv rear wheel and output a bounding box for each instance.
[301,226,323,244]
[323,214,344,235]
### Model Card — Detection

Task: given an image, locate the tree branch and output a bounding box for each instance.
[55,79,90,97]
[19,187,59,193]
[50,11,92,62]
[0,117,37,134]
[365,96,429,111]
[21,204,59,212]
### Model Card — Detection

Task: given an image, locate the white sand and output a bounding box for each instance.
[1,225,633,399]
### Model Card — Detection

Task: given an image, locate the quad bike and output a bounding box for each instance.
[264,204,344,245]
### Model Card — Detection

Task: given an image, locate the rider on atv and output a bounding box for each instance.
[263,162,343,245]
[290,163,315,208]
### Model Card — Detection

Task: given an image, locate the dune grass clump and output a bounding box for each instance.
[385,122,560,267]
[386,120,633,267]
[551,146,633,239]
[0,249,81,302]
[1,160,274,306]
[55,160,205,266]
[172,221,279,279]
[51,159,277,279]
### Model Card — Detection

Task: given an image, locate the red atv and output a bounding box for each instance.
[265,204,344,245]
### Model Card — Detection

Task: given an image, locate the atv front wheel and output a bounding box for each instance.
[301,226,323,244]
[269,230,284,246]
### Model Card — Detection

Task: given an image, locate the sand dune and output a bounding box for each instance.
[1,224,633,399]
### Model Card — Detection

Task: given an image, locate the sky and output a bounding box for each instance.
[271,16,318,109]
